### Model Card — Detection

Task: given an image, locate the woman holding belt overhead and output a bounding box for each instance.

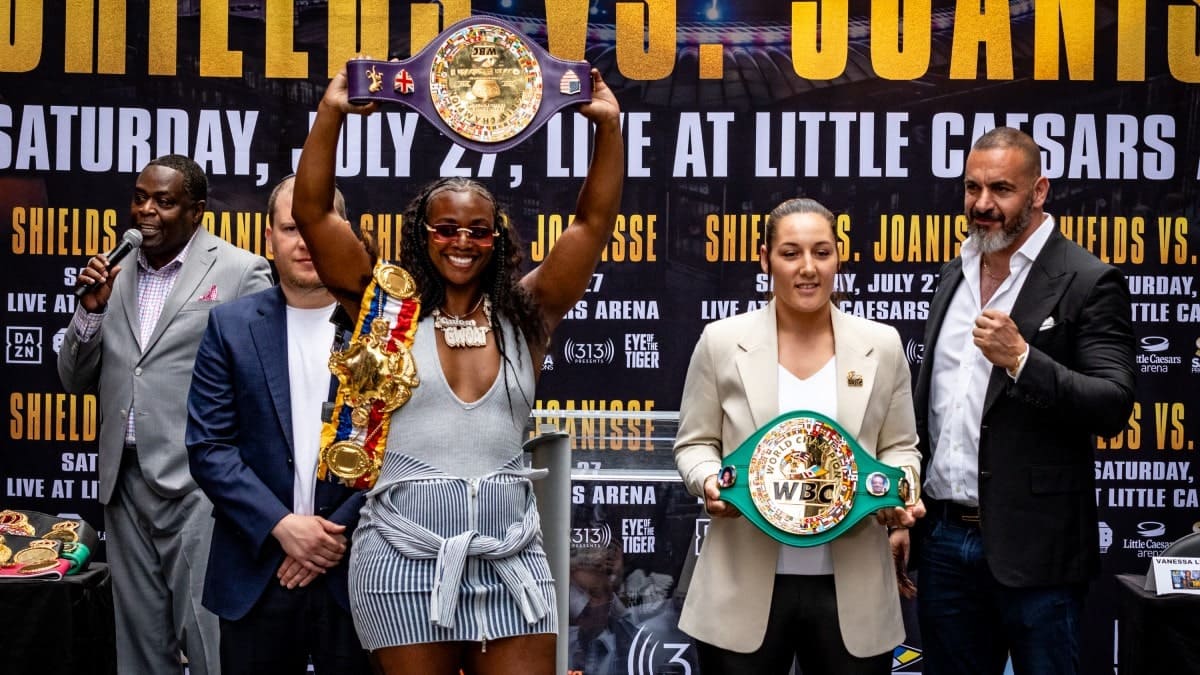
[674,198,925,674]
[291,65,622,675]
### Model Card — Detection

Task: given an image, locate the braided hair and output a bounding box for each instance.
[398,177,547,361]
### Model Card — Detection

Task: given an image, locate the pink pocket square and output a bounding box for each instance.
[197,284,219,302]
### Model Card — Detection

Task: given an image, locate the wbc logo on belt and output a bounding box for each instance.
[748,416,857,536]
[717,410,918,547]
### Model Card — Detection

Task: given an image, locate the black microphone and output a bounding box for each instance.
[74,229,144,297]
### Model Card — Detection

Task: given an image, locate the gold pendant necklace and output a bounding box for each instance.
[433,296,492,348]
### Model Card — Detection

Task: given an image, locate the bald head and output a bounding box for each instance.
[971,127,1043,181]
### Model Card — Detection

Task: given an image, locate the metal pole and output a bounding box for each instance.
[526,426,571,674]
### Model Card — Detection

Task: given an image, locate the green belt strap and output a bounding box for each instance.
[717,410,917,547]
[60,541,91,575]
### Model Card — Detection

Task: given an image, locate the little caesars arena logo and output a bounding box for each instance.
[749,417,857,535]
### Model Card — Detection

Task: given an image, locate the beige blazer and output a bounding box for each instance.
[674,301,920,657]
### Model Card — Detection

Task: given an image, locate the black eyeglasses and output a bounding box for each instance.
[425,223,497,244]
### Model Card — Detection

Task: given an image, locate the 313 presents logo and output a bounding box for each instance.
[565,338,615,365]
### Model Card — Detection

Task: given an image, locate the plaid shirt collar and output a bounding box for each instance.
[137,227,200,274]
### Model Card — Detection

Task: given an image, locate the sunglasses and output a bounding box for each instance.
[425,223,497,244]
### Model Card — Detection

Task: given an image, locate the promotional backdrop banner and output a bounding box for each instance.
[3,1,1198,672]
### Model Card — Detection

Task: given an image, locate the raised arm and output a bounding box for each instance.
[522,69,623,334]
[292,70,377,316]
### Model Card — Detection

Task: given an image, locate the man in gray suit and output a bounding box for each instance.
[58,154,272,674]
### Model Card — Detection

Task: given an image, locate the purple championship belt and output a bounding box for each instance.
[346,16,593,154]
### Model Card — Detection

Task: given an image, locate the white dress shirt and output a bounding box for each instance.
[924,214,1054,506]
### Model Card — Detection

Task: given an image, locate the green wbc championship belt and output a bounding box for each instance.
[717,411,920,547]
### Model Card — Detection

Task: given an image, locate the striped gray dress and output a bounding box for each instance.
[349,317,557,649]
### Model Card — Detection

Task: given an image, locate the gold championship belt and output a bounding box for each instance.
[0,509,35,536]
[346,16,593,154]
[317,262,421,489]
[717,411,920,547]
[11,539,60,572]
[0,511,96,577]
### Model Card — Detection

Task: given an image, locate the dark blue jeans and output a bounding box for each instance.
[917,517,1085,675]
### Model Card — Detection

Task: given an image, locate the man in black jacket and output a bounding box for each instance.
[913,127,1135,675]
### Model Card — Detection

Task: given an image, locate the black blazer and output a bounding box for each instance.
[186,286,364,620]
[914,227,1135,587]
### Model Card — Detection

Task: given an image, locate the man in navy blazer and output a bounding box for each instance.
[913,127,1135,675]
[186,177,369,674]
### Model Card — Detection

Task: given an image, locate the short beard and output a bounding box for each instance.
[968,194,1034,255]
[280,272,325,293]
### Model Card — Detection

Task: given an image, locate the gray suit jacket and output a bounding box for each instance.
[674,301,921,657]
[58,228,272,504]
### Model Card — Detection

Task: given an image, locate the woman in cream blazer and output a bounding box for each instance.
[674,198,922,674]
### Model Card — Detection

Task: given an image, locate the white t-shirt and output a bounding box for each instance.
[776,357,837,575]
[286,303,338,516]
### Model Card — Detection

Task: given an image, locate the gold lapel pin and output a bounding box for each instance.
[847,371,863,387]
